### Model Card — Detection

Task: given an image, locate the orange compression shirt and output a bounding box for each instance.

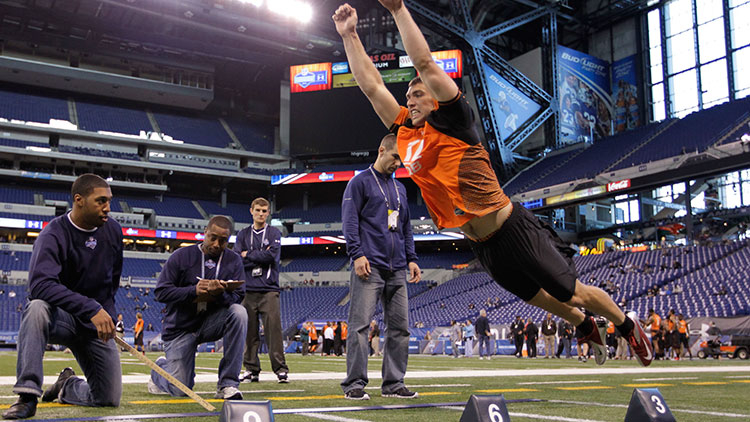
[650,314,661,331]
[391,92,510,229]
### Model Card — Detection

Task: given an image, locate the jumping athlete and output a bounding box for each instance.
[332,0,653,367]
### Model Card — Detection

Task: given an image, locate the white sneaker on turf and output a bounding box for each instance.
[147,379,168,395]
[215,386,243,400]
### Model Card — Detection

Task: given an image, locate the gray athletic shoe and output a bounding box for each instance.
[382,387,418,399]
[344,389,370,400]
[215,386,243,400]
[147,379,168,395]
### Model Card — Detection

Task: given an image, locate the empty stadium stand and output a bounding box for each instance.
[226,120,275,155]
[151,111,233,149]
[75,100,153,136]
[0,89,69,123]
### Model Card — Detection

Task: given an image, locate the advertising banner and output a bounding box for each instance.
[332,73,358,88]
[545,185,607,206]
[290,62,332,93]
[272,168,410,185]
[557,46,613,144]
[611,55,641,133]
[381,68,417,84]
[399,49,463,79]
[331,61,349,74]
[483,63,542,141]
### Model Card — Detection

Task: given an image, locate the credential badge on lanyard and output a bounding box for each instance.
[250,225,267,277]
[370,167,400,231]
[198,245,223,313]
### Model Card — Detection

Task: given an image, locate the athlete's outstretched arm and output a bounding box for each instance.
[333,3,401,127]
[379,0,459,102]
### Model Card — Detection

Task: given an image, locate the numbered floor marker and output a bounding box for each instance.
[460,394,511,422]
[220,400,274,422]
[624,388,676,422]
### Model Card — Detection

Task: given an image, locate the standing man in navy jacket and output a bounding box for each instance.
[3,174,122,420]
[234,198,289,383]
[149,216,246,400]
[340,133,421,400]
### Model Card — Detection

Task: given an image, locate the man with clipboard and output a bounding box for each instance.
[149,216,247,400]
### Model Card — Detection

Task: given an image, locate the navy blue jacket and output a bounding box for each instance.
[342,166,417,270]
[28,213,123,335]
[233,225,281,292]
[155,244,245,341]
[475,316,490,338]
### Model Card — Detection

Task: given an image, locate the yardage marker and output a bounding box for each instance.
[518,380,600,385]
[548,399,750,418]
[297,413,371,422]
[0,403,72,410]
[129,399,224,405]
[555,386,614,391]
[621,383,673,387]
[683,381,727,385]
[364,384,470,389]
[192,389,305,394]
[476,388,538,393]
[265,394,343,401]
[416,392,457,396]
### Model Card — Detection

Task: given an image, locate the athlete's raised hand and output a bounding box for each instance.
[333,3,358,36]
[378,0,404,13]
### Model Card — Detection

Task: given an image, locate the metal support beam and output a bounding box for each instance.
[723,0,736,101]
[479,7,551,41]
[542,11,561,149]
[406,2,466,38]
[408,0,563,180]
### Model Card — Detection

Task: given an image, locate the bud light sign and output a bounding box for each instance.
[290,62,332,93]
[331,61,349,74]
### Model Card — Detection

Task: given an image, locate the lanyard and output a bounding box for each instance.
[199,245,223,280]
[369,166,400,211]
[249,225,268,249]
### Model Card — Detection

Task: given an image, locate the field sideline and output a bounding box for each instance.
[1,351,749,421]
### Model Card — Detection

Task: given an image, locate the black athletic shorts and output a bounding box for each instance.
[679,333,689,347]
[469,203,578,302]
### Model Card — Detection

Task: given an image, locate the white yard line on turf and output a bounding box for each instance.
[508,412,607,422]
[2,365,750,385]
[518,380,600,385]
[632,377,698,381]
[725,375,750,378]
[548,399,750,418]
[439,406,606,422]
[297,413,372,422]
